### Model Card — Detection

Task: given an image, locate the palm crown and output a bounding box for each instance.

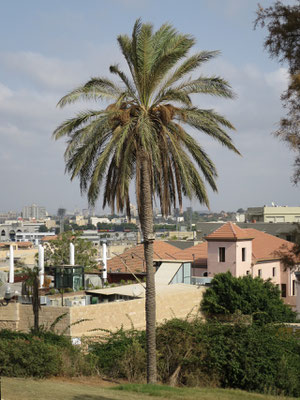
[54,19,239,218]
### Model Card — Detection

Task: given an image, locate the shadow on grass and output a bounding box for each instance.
[73,396,116,400]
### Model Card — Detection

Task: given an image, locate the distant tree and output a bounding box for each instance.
[274,224,300,270]
[237,208,245,213]
[201,272,296,324]
[43,231,97,270]
[255,1,300,183]
[39,225,49,233]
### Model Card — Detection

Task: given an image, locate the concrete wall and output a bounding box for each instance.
[0,303,71,334]
[70,285,204,337]
[0,302,19,330]
[235,240,253,276]
[0,285,204,337]
[207,241,237,276]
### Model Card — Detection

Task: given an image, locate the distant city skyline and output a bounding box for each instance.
[0,0,299,214]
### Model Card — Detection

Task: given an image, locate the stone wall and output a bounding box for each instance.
[0,303,71,334]
[18,304,71,334]
[0,302,19,330]
[0,284,204,336]
[70,285,204,337]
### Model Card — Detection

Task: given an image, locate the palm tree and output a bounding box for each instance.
[22,266,40,332]
[53,20,239,383]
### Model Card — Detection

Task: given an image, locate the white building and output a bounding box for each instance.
[22,204,47,220]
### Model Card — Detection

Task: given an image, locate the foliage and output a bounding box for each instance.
[53,18,238,219]
[200,272,296,324]
[97,222,138,231]
[255,1,300,183]
[54,18,239,383]
[43,231,97,269]
[39,225,49,232]
[89,327,146,380]
[90,318,300,397]
[274,223,300,270]
[0,329,96,378]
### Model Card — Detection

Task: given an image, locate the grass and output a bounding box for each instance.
[113,384,294,400]
[1,378,294,400]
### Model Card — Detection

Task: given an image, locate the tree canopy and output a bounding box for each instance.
[201,272,296,324]
[53,19,239,383]
[255,1,300,183]
[43,231,97,270]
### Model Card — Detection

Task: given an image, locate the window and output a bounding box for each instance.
[246,270,250,275]
[258,269,262,277]
[293,280,296,296]
[242,247,246,262]
[281,284,287,298]
[272,267,276,277]
[218,247,225,262]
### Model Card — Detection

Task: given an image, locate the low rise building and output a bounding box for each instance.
[174,222,299,308]
[246,205,300,223]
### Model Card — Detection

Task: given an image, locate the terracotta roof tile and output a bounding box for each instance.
[173,242,208,265]
[107,240,180,273]
[205,222,252,241]
[244,228,295,262]
[41,235,58,242]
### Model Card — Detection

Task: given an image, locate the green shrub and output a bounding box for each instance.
[201,272,296,324]
[89,319,300,397]
[0,329,95,378]
[89,327,145,379]
[0,338,62,377]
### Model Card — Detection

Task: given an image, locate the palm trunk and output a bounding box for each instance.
[32,275,40,332]
[139,155,157,384]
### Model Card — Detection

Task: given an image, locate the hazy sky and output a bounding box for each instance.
[0,0,299,215]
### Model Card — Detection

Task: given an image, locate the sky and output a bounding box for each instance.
[0,0,299,215]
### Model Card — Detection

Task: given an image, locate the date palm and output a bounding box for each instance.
[53,19,239,383]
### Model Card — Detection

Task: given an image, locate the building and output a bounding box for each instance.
[195,221,300,243]
[174,222,299,307]
[246,205,300,223]
[22,204,47,220]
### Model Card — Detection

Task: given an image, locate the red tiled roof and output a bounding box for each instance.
[244,228,295,262]
[108,240,180,273]
[205,222,252,241]
[0,241,32,248]
[173,242,208,265]
[41,235,58,242]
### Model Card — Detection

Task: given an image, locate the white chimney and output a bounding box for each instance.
[102,241,107,282]
[38,244,44,287]
[9,244,14,283]
[70,243,75,266]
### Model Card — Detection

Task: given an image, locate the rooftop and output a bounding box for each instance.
[205,222,253,241]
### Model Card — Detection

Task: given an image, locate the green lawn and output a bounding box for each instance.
[1,378,294,400]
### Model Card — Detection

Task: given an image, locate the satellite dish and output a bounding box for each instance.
[132,286,142,297]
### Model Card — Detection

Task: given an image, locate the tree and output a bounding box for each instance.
[53,20,239,383]
[39,225,49,233]
[201,272,296,324]
[255,1,300,183]
[274,224,300,270]
[43,231,97,270]
[22,266,40,332]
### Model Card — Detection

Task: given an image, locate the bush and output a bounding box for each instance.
[0,329,96,378]
[89,327,145,379]
[89,319,300,397]
[201,272,296,324]
[0,338,62,377]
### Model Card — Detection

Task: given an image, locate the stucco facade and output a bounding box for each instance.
[246,206,300,223]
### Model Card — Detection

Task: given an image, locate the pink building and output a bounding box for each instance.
[174,222,298,308]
